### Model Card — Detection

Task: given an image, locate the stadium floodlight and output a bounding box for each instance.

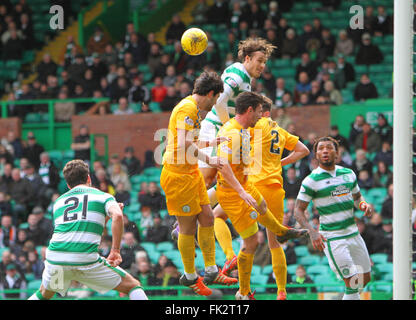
[393,0,413,300]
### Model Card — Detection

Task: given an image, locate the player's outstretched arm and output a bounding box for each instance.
[214,86,233,124]
[353,192,373,217]
[294,199,326,251]
[281,141,310,167]
[107,203,124,267]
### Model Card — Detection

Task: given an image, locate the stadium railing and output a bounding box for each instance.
[0,97,109,150]
[0,281,394,300]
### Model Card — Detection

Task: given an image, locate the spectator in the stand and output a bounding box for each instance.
[202,42,221,70]
[138,206,154,239]
[122,213,140,242]
[110,76,130,103]
[54,90,75,122]
[373,113,393,145]
[272,78,290,108]
[267,1,282,26]
[333,54,356,89]
[31,206,53,243]
[9,167,34,222]
[295,53,318,83]
[253,230,272,267]
[281,92,294,108]
[354,74,378,101]
[319,80,343,105]
[139,182,166,213]
[113,97,134,115]
[153,54,171,79]
[354,122,382,153]
[131,259,158,295]
[147,43,162,75]
[192,0,209,25]
[178,82,192,99]
[87,26,110,55]
[334,30,354,57]
[121,146,141,177]
[115,182,130,207]
[373,6,392,36]
[67,53,88,85]
[36,53,57,83]
[128,76,150,105]
[371,218,392,260]
[357,170,373,190]
[287,265,316,294]
[22,164,46,207]
[160,86,180,112]
[38,152,59,196]
[27,250,44,279]
[240,2,266,31]
[283,167,302,199]
[283,198,297,228]
[317,28,336,62]
[281,28,298,59]
[119,231,144,270]
[374,141,393,168]
[294,72,311,103]
[355,33,383,65]
[2,29,24,61]
[81,68,100,96]
[0,263,27,299]
[22,132,44,171]
[329,125,349,151]
[110,163,131,192]
[126,33,149,65]
[0,214,17,248]
[25,213,47,246]
[163,65,177,88]
[2,131,24,159]
[373,161,393,188]
[363,6,377,36]
[145,213,170,244]
[207,0,230,25]
[0,192,13,217]
[351,149,373,177]
[151,76,167,103]
[165,14,186,44]
[101,43,118,66]
[71,125,91,163]
[1,164,13,191]
[381,183,393,220]
[349,114,365,146]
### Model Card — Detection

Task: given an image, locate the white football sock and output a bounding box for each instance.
[129,286,148,300]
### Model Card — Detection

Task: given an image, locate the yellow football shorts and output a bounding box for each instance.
[217,181,264,239]
[255,183,285,223]
[160,166,210,216]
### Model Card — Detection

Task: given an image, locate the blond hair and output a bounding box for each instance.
[238,37,276,61]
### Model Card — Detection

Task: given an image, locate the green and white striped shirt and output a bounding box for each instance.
[205,62,252,126]
[297,165,360,239]
[46,186,117,266]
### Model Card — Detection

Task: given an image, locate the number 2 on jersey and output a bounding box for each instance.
[63,195,88,222]
[270,130,281,155]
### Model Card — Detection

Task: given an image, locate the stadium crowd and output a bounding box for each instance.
[0,0,406,298]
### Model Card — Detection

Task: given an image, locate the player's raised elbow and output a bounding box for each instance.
[296,141,310,157]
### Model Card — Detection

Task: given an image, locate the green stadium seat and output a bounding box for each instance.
[298,255,321,266]
[28,279,42,291]
[251,265,262,276]
[149,102,161,112]
[232,239,241,253]
[19,222,29,229]
[250,274,268,293]
[142,166,162,177]
[262,264,273,275]
[159,209,168,218]
[370,280,392,293]
[306,265,330,276]
[130,174,149,184]
[126,203,141,213]
[382,272,393,281]
[25,113,42,123]
[377,263,393,274]
[156,241,174,252]
[367,188,387,203]
[163,250,181,261]
[140,242,156,253]
[5,60,22,70]
[148,250,161,264]
[25,273,35,282]
[294,245,309,257]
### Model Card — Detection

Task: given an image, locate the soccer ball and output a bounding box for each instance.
[181,28,208,56]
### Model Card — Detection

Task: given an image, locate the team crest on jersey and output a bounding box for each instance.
[226,78,238,89]
[184,116,194,126]
[249,211,258,219]
[342,174,350,182]
[182,205,191,213]
[331,185,350,197]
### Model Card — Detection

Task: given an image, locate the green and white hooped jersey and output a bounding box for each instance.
[46,186,117,266]
[204,62,252,126]
[297,166,360,240]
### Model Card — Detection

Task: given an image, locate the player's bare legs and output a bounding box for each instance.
[114,273,148,299]
[28,284,56,300]
[200,167,217,190]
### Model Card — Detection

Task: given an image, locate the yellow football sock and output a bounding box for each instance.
[270,246,287,294]
[197,225,216,268]
[238,251,254,296]
[178,233,196,274]
[214,218,236,260]
[257,209,288,236]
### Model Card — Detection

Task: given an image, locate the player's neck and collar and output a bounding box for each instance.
[234,114,250,130]
[239,62,254,81]
[316,164,342,177]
